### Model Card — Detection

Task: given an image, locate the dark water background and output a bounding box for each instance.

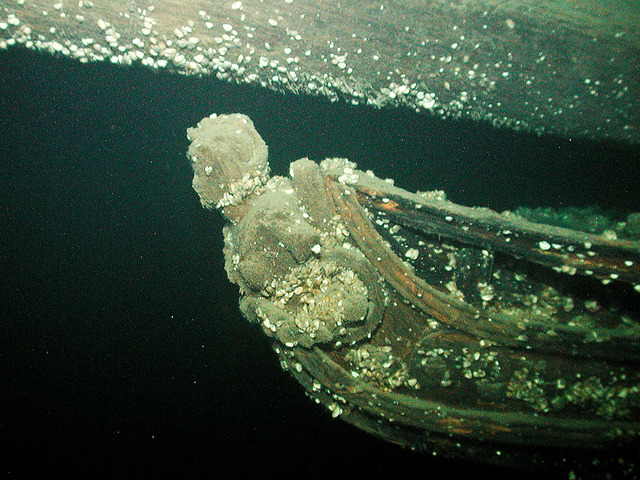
[1,47,639,478]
